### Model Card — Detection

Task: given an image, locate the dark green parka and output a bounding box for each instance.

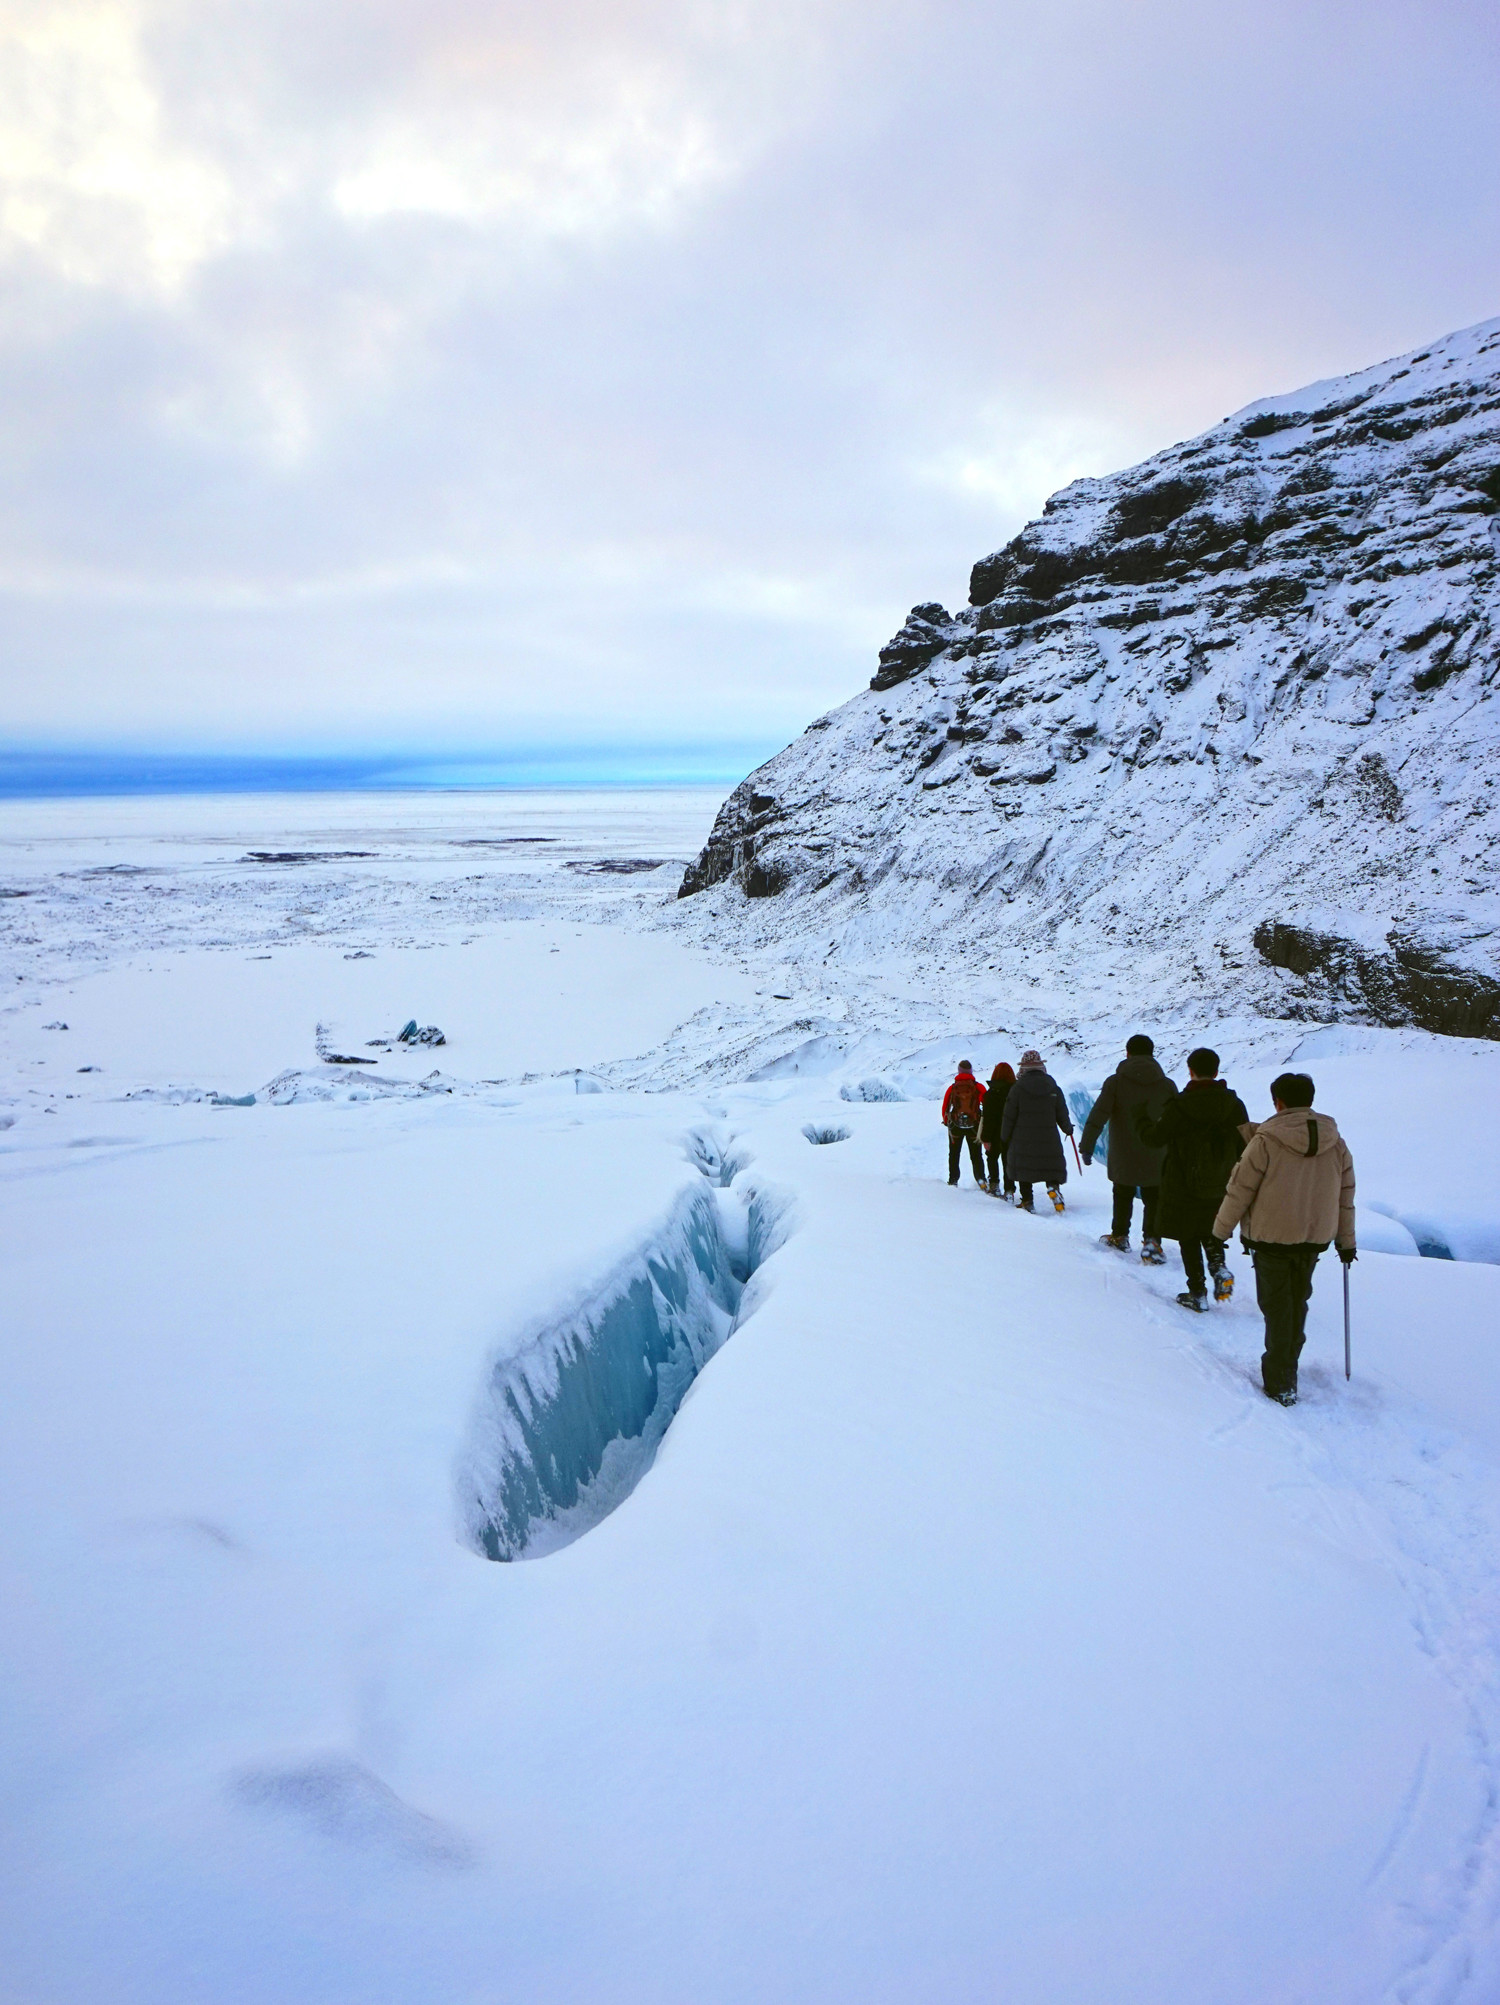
[1080,1054,1176,1187]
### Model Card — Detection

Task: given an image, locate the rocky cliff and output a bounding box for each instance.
[679,318,1500,1038]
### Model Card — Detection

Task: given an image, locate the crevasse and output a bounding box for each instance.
[459,1153,783,1561]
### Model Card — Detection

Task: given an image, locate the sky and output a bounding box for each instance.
[1,0,1497,775]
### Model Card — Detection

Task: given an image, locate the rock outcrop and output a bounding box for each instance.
[679,317,1500,1036]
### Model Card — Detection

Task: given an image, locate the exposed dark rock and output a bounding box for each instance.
[565,858,670,874]
[870,603,957,690]
[243,850,375,864]
[743,861,789,898]
[1254,922,1500,1040]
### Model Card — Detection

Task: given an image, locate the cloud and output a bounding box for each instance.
[0,0,235,294]
[1,0,1496,757]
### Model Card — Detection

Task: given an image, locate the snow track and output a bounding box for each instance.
[1039,1185,1500,2001]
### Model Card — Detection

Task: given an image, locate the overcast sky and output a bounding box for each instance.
[2,0,1497,766]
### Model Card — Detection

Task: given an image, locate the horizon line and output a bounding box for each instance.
[0,742,773,801]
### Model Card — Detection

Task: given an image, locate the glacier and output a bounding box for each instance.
[7,336,1500,2003]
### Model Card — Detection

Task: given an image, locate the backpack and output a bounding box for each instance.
[948,1075,981,1129]
[1172,1100,1244,1199]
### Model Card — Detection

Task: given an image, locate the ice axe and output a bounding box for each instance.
[1070,1134,1084,1175]
[1343,1260,1352,1381]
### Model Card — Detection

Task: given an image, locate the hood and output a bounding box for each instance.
[1258,1108,1344,1156]
[1116,1055,1168,1088]
[1178,1079,1241,1124]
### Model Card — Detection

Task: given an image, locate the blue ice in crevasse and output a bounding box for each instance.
[460,1178,784,1561]
[1067,1086,1105,1168]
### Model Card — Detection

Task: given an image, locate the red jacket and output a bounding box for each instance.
[942,1073,986,1126]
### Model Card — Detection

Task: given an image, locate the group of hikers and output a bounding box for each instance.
[941,1037,1357,1406]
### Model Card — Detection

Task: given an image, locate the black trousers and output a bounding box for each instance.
[1110,1183,1160,1239]
[948,1125,985,1183]
[1178,1234,1226,1297]
[984,1144,1012,1191]
[1253,1244,1323,1394]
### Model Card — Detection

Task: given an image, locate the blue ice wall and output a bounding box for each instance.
[1067,1086,1105,1169]
[461,1181,767,1562]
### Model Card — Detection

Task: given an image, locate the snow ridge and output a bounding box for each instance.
[678,317,1500,1039]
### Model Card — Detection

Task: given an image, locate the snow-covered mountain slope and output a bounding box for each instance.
[679,318,1500,1038]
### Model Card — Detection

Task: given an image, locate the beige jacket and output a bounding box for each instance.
[1212,1108,1355,1251]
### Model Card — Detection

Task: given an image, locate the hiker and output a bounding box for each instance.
[1132,1047,1251,1311]
[979,1061,1016,1195]
[941,1059,987,1187]
[1080,1033,1176,1265]
[1000,1049,1073,1212]
[1213,1071,1356,1407]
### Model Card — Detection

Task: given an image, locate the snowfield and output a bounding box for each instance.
[4,788,1500,2002]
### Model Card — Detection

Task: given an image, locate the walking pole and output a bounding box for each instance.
[1070,1135,1084,1175]
[1343,1263,1352,1381]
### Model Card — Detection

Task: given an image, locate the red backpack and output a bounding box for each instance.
[948,1074,982,1129]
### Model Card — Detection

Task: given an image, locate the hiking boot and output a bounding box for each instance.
[1047,1187,1065,1212]
[1211,1263,1234,1303]
[1263,1383,1298,1407]
[1175,1291,1209,1313]
[1140,1238,1166,1266]
[1099,1233,1130,1252]
[1018,1198,1034,1213]
[948,1176,959,1186]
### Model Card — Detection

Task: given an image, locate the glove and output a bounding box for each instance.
[1339,1246,1357,1267]
[1082,1152,1092,1168]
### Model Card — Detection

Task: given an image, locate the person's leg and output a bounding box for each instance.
[1110,1184,1134,1237]
[1018,1181,1034,1210]
[1002,1146,1014,1197]
[1140,1186,1160,1242]
[1254,1248,1299,1397]
[1179,1235,1207,1298]
[966,1132,986,1184]
[984,1144,1000,1191]
[947,1126,961,1184]
[1288,1247,1321,1376]
[1206,1233,1234,1300]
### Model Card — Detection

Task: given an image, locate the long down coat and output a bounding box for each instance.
[1000,1067,1073,1185]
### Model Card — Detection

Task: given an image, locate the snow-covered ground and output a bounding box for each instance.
[5,789,1500,2002]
